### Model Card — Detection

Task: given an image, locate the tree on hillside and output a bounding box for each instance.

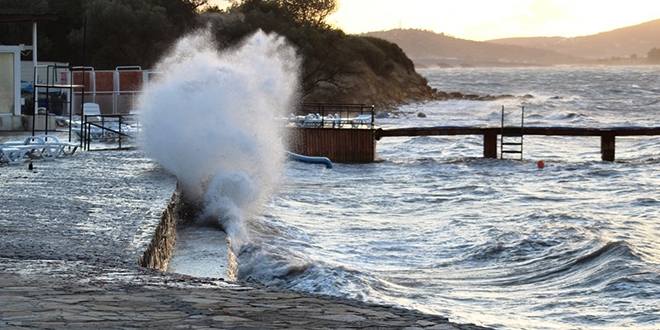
[648,48,660,63]
[152,0,208,32]
[223,0,336,27]
[69,0,174,69]
[40,0,86,62]
[0,0,49,52]
[212,0,421,101]
[213,0,351,97]
[69,0,208,68]
[0,0,204,68]
[280,0,337,27]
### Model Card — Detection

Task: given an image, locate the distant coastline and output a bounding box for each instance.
[363,19,660,68]
[413,57,656,69]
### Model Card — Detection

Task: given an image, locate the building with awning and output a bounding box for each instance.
[0,9,57,130]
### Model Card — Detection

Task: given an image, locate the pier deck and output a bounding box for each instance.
[375,126,660,161]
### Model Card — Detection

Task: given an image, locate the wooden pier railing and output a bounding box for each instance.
[375,126,660,161]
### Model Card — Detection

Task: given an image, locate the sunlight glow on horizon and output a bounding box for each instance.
[209,0,660,41]
[328,0,660,40]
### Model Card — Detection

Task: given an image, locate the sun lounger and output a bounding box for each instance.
[0,135,78,165]
[0,146,29,165]
[3,136,54,161]
[350,114,373,128]
[38,135,78,157]
[290,113,322,128]
[289,113,345,128]
[326,114,342,128]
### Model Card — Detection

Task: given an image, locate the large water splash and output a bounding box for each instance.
[138,29,300,248]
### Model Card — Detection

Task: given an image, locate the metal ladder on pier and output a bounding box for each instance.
[500,105,524,160]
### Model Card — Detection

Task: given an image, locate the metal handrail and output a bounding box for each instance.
[81,114,136,150]
[294,103,375,129]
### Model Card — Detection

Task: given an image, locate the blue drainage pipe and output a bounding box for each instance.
[285,151,333,169]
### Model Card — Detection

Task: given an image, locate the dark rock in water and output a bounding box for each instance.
[494,94,515,100]
[436,91,449,99]
[433,91,533,102]
[435,62,453,68]
[550,96,562,99]
[417,112,427,118]
[375,112,390,119]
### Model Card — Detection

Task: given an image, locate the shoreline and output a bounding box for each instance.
[0,137,491,329]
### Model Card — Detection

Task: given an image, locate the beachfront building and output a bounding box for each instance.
[0,10,56,131]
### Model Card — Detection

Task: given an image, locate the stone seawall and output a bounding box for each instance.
[137,188,182,271]
[137,185,235,279]
[138,185,204,271]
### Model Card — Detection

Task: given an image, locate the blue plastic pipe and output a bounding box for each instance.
[285,151,333,169]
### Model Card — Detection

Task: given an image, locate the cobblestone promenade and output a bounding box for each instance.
[0,136,490,329]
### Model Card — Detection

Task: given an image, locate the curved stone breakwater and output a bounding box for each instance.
[0,136,491,329]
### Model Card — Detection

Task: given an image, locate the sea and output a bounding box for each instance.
[139,32,660,330]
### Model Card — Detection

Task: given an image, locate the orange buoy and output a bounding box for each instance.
[537,160,545,169]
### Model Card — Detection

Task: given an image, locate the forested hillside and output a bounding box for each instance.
[364,29,583,67]
[489,19,660,60]
[365,19,660,67]
[0,0,434,105]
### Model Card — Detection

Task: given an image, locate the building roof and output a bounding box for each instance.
[0,9,57,22]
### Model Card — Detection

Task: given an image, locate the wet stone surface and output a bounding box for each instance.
[0,136,490,329]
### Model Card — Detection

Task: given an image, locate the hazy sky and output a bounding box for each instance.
[209,0,660,40]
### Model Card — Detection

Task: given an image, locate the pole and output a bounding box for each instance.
[80,16,87,148]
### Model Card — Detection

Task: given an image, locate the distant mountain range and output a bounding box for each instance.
[362,19,660,67]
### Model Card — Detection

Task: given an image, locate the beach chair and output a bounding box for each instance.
[295,113,323,128]
[38,135,78,158]
[326,113,342,128]
[350,114,373,128]
[0,146,29,165]
[9,136,54,161]
[1,135,77,163]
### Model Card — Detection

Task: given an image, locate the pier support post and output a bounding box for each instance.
[484,132,498,159]
[601,133,615,161]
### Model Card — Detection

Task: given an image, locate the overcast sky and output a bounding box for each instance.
[209,0,660,40]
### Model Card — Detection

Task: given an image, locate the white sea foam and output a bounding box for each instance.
[138,29,300,248]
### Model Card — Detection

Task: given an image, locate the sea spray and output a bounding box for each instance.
[138,29,301,250]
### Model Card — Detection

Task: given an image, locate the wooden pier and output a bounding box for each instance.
[286,103,660,162]
[288,127,376,163]
[375,126,660,161]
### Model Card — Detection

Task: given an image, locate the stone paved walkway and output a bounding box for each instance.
[0,134,490,329]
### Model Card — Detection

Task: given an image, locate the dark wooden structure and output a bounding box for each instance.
[287,102,659,163]
[375,126,660,161]
[287,125,660,164]
[288,128,376,163]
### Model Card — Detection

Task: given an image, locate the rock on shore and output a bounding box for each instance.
[304,61,436,107]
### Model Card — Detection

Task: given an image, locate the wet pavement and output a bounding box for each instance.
[0,133,490,329]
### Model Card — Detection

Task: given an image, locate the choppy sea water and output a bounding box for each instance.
[232,66,660,330]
